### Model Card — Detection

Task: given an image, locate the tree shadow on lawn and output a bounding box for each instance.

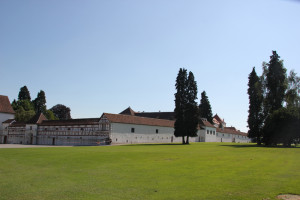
[122,143,185,147]
[219,144,300,148]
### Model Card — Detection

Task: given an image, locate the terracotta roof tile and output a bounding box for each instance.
[199,118,215,128]
[213,114,224,123]
[0,95,15,114]
[40,118,100,126]
[217,127,248,136]
[119,107,136,115]
[27,113,48,124]
[2,119,15,124]
[103,113,174,128]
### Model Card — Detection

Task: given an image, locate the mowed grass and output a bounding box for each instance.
[0,143,299,200]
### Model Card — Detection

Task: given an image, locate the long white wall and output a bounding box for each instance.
[110,123,198,144]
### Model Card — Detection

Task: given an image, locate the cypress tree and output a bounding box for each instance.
[174,69,198,144]
[185,71,198,144]
[174,68,188,144]
[199,91,213,124]
[33,90,47,114]
[265,51,287,115]
[247,67,263,145]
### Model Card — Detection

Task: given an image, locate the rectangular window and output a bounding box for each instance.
[210,130,212,134]
[30,126,32,130]
[131,128,135,133]
[156,129,158,134]
[207,130,209,134]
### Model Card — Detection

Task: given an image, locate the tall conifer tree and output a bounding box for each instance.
[199,91,213,123]
[174,69,198,144]
[33,90,47,114]
[185,71,198,144]
[174,68,188,144]
[265,51,287,115]
[247,67,263,144]
[18,86,31,101]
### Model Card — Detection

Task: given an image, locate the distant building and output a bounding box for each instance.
[0,103,250,145]
[0,95,15,132]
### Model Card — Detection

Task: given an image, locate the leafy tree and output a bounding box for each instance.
[15,107,36,122]
[50,104,72,120]
[33,90,47,114]
[263,107,300,146]
[44,110,58,120]
[247,67,264,144]
[174,68,198,144]
[286,70,300,108]
[265,51,287,115]
[18,86,31,101]
[199,91,213,124]
[174,68,188,144]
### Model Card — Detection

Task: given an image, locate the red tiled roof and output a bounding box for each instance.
[27,113,48,124]
[9,122,26,127]
[119,107,136,115]
[217,127,248,136]
[213,114,224,123]
[199,118,215,128]
[103,113,174,128]
[2,119,15,124]
[0,95,15,114]
[39,118,100,126]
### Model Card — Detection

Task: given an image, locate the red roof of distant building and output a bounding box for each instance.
[213,114,224,123]
[39,118,100,126]
[199,118,215,128]
[217,127,248,136]
[103,113,175,128]
[0,95,15,114]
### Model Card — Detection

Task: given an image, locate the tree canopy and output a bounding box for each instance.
[18,86,31,101]
[50,104,72,120]
[248,51,300,146]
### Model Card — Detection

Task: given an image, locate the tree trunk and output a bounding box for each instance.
[257,136,261,145]
[186,136,189,144]
[182,136,185,144]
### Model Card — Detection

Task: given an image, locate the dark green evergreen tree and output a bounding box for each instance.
[247,67,264,145]
[185,71,198,144]
[33,90,47,114]
[265,51,287,115]
[174,68,198,144]
[174,68,188,144]
[199,91,213,124]
[18,86,31,101]
[263,107,300,146]
[263,51,288,145]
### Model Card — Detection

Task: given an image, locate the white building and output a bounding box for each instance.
[1,106,250,145]
[0,95,15,131]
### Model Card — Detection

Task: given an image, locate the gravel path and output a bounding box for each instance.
[0,144,71,148]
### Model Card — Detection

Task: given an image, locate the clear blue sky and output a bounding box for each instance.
[1,0,300,132]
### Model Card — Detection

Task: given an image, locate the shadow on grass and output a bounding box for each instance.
[220,144,300,148]
[122,143,186,147]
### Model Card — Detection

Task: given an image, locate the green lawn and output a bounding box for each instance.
[0,143,299,200]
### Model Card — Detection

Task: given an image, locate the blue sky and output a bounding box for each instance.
[1,0,300,132]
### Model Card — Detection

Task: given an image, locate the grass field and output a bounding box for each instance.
[0,143,299,200]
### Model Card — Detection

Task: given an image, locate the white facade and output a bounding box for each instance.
[0,113,14,131]
[110,123,188,144]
